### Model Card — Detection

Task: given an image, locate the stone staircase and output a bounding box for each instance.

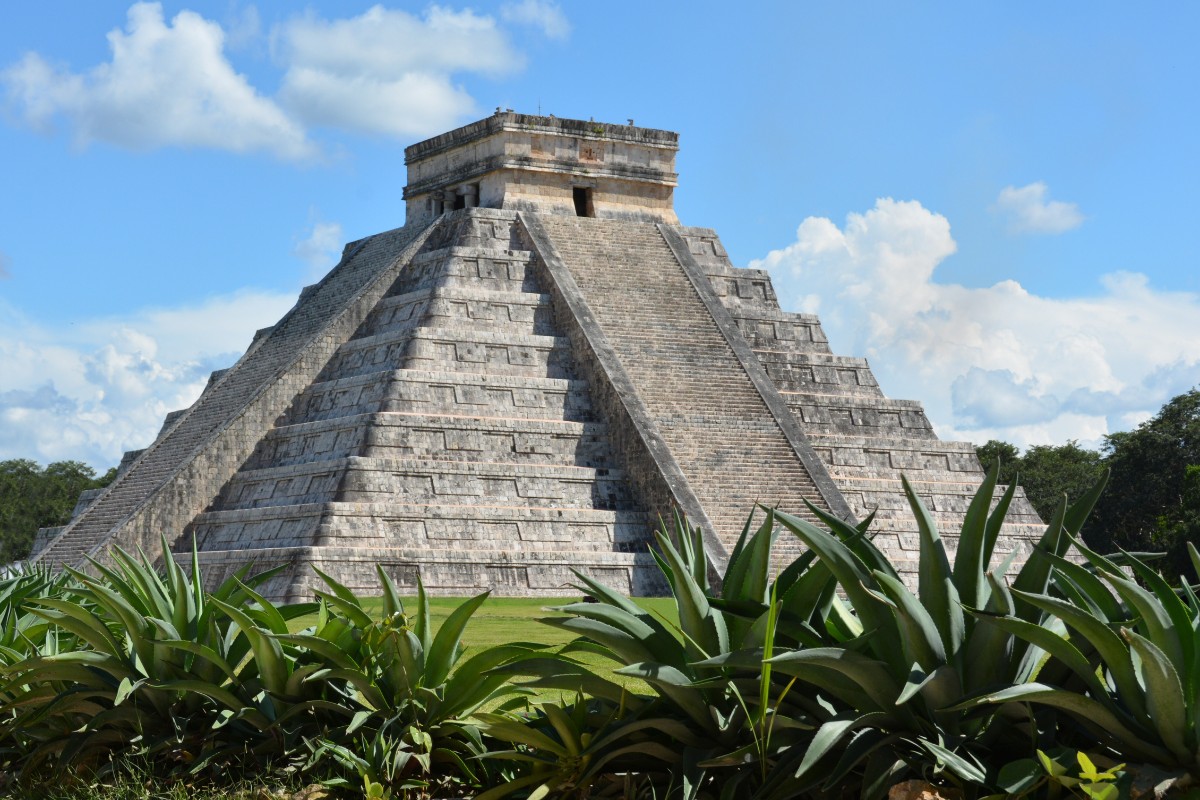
[533,216,840,561]
[185,210,658,600]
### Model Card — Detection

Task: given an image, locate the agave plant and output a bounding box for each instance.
[476,693,693,800]
[0,565,74,665]
[486,510,841,798]
[0,538,321,774]
[692,464,1108,798]
[288,566,543,795]
[955,538,1200,790]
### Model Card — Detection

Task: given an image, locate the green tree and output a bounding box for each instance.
[974,439,1103,524]
[1088,388,1200,579]
[1017,441,1105,522]
[0,459,117,565]
[975,439,1019,486]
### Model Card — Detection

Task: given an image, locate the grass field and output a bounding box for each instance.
[292,594,682,699]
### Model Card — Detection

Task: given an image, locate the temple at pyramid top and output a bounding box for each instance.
[403,111,680,225]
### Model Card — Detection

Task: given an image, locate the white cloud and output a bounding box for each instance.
[1,2,315,160]
[501,0,571,40]
[274,5,525,138]
[0,289,296,467]
[993,181,1084,234]
[224,4,262,51]
[4,2,562,158]
[752,198,1200,450]
[293,218,344,278]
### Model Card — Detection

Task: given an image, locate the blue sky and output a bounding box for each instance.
[1,1,1198,469]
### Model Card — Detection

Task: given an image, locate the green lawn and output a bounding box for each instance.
[291,595,681,700]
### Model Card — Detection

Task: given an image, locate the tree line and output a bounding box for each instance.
[977,388,1200,581]
[0,459,117,565]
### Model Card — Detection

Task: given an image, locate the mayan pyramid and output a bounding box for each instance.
[32,112,1043,600]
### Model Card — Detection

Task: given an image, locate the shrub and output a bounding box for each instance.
[487,465,1113,799]
[957,539,1200,793]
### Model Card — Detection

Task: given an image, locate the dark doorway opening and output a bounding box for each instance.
[573,187,593,217]
[453,193,466,211]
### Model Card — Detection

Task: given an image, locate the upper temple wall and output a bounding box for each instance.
[403,112,679,226]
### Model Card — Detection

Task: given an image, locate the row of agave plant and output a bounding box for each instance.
[0,541,545,796]
[1,463,1199,798]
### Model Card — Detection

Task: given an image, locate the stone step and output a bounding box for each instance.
[835,472,1022,496]
[784,395,936,438]
[215,456,634,512]
[402,327,574,378]
[828,467,1002,489]
[243,411,618,469]
[185,544,663,601]
[537,215,829,554]
[732,313,833,354]
[386,370,598,422]
[282,370,397,423]
[359,285,554,338]
[812,440,982,473]
[850,496,1045,526]
[394,246,540,295]
[189,501,652,552]
[287,369,598,424]
[758,354,885,396]
[318,326,574,381]
[805,432,979,452]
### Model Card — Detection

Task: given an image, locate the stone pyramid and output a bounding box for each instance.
[33,112,1043,600]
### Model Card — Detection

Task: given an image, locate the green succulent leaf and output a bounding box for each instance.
[902,475,965,661]
[953,683,1165,763]
[1121,628,1191,763]
[953,459,1000,611]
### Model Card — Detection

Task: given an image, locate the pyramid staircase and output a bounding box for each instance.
[526,216,853,567]
[182,211,657,600]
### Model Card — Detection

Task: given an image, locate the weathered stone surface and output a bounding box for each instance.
[404,112,679,227]
[36,112,1043,597]
[181,210,662,598]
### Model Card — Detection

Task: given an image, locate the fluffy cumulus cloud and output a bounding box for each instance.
[993,181,1085,234]
[3,2,556,157]
[501,0,571,40]
[1,3,315,160]
[752,199,1200,449]
[274,5,525,139]
[0,289,296,468]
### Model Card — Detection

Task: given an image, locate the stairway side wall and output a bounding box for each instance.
[657,225,855,523]
[518,212,727,574]
[531,216,858,571]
